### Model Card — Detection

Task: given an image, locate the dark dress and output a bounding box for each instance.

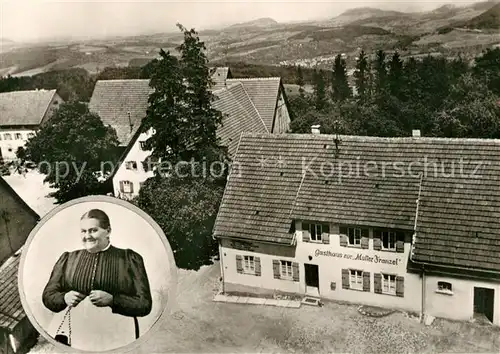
[42,245,153,345]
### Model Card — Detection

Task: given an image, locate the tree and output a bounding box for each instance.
[296,65,305,96]
[138,24,228,270]
[331,54,352,102]
[23,102,120,203]
[313,69,327,110]
[388,51,403,98]
[353,50,370,100]
[373,50,388,95]
[134,175,224,270]
[142,24,227,168]
[473,47,500,95]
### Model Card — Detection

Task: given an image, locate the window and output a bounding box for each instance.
[14,133,22,140]
[437,281,453,294]
[139,141,147,150]
[348,228,361,246]
[280,260,293,280]
[382,231,397,250]
[349,270,363,290]
[27,132,35,139]
[125,161,137,170]
[4,133,12,140]
[382,274,396,295]
[121,180,133,193]
[309,223,322,242]
[243,255,255,273]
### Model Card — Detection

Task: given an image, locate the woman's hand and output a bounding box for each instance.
[64,291,86,307]
[89,290,113,307]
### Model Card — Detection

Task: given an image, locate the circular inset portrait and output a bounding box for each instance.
[18,196,177,353]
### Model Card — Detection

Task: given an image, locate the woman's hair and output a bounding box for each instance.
[81,209,111,230]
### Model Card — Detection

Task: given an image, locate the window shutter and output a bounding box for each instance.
[119,181,124,193]
[361,236,369,249]
[373,229,382,251]
[236,255,243,274]
[396,240,404,253]
[302,222,310,242]
[273,260,281,279]
[374,273,382,294]
[339,226,348,247]
[363,272,370,292]
[129,182,134,194]
[292,262,299,282]
[341,269,350,289]
[254,257,261,276]
[322,224,330,244]
[396,276,404,297]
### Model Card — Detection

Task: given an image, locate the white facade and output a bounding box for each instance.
[220,221,422,313]
[112,128,155,199]
[0,129,36,160]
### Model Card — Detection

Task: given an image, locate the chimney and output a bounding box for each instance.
[412,129,421,138]
[311,125,321,134]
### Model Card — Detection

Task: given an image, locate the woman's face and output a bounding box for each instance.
[80,218,110,253]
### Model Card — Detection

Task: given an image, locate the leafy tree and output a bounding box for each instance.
[473,47,500,95]
[353,50,370,100]
[23,102,120,203]
[331,54,351,102]
[142,24,227,167]
[138,24,228,270]
[134,175,224,270]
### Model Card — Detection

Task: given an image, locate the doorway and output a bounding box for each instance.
[474,287,494,323]
[304,264,319,296]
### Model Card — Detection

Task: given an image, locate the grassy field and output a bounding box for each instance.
[29,263,500,353]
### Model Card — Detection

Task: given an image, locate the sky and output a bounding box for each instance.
[0,0,486,42]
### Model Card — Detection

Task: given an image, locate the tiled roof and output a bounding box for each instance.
[214,133,500,272]
[0,252,24,331]
[0,89,56,126]
[210,67,230,91]
[212,82,269,156]
[88,80,153,146]
[225,78,281,132]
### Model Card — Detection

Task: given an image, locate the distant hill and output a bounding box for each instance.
[227,18,279,29]
[439,2,500,31]
[0,38,15,44]
[460,2,500,29]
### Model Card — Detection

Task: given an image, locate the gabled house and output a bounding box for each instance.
[0,89,63,161]
[210,67,232,90]
[0,176,40,353]
[213,130,500,326]
[90,67,291,200]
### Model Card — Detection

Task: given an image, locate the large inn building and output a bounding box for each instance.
[213,131,500,325]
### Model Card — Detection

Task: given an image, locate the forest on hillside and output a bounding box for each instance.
[0,47,499,139]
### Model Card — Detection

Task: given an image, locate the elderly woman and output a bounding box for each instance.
[42,209,152,351]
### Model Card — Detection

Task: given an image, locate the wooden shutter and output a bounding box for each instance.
[373,229,382,251]
[273,260,281,279]
[255,257,261,276]
[302,222,310,242]
[374,273,382,294]
[341,269,350,289]
[363,272,370,292]
[339,226,348,247]
[292,262,299,282]
[322,224,330,244]
[396,276,404,297]
[396,240,404,253]
[236,255,243,274]
[361,228,369,249]
[129,182,134,194]
[119,181,124,192]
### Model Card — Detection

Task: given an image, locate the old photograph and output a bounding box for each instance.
[0,0,499,353]
[18,196,176,352]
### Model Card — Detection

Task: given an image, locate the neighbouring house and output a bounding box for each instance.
[0,89,63,161]
[89,67,291,200]
[0,176,40,354]
[213,129,500,326]
[210,67,232,90]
